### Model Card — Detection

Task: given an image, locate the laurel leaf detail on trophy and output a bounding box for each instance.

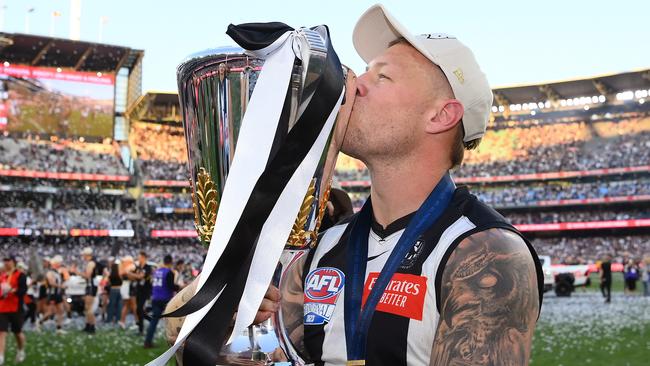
[286,179,316,247]
[192,167,219,247]
[310,181,331,245]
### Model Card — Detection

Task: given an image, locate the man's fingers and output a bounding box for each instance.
[265,285,281,302]
[253,310,274,325]
[259,298,280,313]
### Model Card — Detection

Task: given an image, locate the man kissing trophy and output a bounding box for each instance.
[147,22,356,366]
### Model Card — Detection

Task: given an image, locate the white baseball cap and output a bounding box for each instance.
[82,247,93,256]
[353,4,493,142]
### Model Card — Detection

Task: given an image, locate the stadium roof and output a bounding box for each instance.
[127,91,181,124]
[492,68,650,106]
[0,32,143,73]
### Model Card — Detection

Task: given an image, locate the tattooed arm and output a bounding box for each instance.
[430,228,540,366]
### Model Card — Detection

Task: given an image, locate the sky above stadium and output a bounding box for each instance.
[1,0,649,93]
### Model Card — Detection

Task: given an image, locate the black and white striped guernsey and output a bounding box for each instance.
[301,186,544,366]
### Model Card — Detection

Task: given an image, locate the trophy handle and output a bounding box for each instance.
[272,249,312,366]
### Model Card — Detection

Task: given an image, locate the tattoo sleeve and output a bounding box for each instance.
[430,229,539,366]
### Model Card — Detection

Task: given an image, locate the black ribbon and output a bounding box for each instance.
[165,23,344,366]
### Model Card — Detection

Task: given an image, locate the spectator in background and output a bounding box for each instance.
[134,251,153,336]
[38,255,66,335]
[599,254,612,303]
[623,259,640,295]
[106,258,123,326]
[641,256,650,297]
[173,260,189,290]
[144,255,176,349]
[119,256,138,330]
[80,247,99,334]
[0,256,27,365]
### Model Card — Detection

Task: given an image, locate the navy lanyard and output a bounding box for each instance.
[344,173,455,364]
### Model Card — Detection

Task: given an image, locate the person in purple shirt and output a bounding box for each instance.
[144,255,177,348]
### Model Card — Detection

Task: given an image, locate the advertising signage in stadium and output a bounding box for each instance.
[0,64,115,138]
[151,230,197,238]
[0,168,130,182]
[0,227,134,237]
[516,219,650,232]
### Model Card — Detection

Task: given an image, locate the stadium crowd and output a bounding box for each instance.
[0,134,127,176]
[131,123,187,181]
[473,179,650,207]
[141,217,195,231]
[0,208,134,230]
[143,194,192,211]
[347,179,650,210]
[506,208,650,225]
[531,235,650,265]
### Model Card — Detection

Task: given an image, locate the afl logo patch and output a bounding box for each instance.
[303,267,345,325]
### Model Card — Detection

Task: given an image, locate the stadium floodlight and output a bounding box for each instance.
[598,95,606,103]
[544,101,551,108]
[538,102,544,109]
[584,105,589,111]
[560,100,567,107]
[491,106,498,113]
[498,105,505,112]
[640,99,646,105]
[591,96,598,103]
[530,110,536,116]
[2,61,8,67]
[56,67,62,72]
[97,72,103,77]
[616,91,634,101]
[635,90,648,99]
[567,99,573,106]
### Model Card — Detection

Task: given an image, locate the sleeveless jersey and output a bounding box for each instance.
[302,186,543,366]
[46,270,63,297]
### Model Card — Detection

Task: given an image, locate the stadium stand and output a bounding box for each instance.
[0,32,649,270]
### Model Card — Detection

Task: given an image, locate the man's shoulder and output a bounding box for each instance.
[453,185,510,227]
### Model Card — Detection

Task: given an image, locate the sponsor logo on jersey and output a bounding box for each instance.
[362,272,427,320]
[303,267,345,325]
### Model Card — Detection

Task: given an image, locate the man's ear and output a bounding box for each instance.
[425,99,464,134]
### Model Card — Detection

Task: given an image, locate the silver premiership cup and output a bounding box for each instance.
[176,25,355,365]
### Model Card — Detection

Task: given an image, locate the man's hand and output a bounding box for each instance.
[253,285,281,324]
[430,228,540,366]
[164,278,282,346]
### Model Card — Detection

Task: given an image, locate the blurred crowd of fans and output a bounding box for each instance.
[0,134,127,175]
[131,123,187,180]
[531,235,650,264]
[507,208,650,225]
[0,208,134,230]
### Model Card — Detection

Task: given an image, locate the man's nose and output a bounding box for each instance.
[355,72,369,97]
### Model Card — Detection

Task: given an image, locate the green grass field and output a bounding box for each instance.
[3,272,649,365]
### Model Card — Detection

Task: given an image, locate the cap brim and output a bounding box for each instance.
[353,4,437,67]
